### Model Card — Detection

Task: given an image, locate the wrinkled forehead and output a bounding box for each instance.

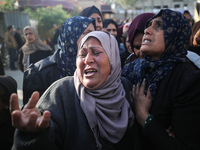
[81,36,101,48]
[80,31,111,54]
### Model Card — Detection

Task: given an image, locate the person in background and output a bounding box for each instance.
[18,26,52,71]
[186,20,200,69]
[103,19,126,55]
[117,19,124,26]
[120,30,133,68]
[0,35,6,61]
[0,75,17,150]
[180,9,193,26]
[10,31,135,150]
[14,28,24,51]
[22,16,95,105]
[121,13,155,67]
[122,23,131,36]
[4,25,18,70]
[117,23,131,55]
[0,36,5,74]
[0,57,5,75]
[42,38,47,44]
[103,19,118,39]
[188,20,200,56]
[117,24,124,43]
[117,23,130,44]
[51,24,60,52]
[123,9,200,150]
[80,5,103,31]
[46,37,52,47]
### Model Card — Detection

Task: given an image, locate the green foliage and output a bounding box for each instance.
[24,5,71,39]
[70,6,81,17]
[0,0,17,11]
[24,7,35,19]
[113,0,138,20]
[114,0,137,9]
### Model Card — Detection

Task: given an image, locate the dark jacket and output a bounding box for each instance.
[14,32,24,50]
[23,49,62,105]
[51,29,60,45]
[12,76,138,150]
[0,57,5,75]
[0,110,15,150]
[137,63,200,150]
[18,48,52,72]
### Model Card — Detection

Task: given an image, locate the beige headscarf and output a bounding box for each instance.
[22,26,52,66]
[74,31,134,148]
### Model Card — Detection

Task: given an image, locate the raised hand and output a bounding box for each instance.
[10,91,51,132]
[131,79,152,128]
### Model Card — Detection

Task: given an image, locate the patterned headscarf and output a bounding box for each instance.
[74,31,134,148]
[123,9,191,99]
[58,16,95,77]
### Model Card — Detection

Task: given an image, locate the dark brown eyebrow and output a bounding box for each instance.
[154,20,163,23]
[147,19,163,26]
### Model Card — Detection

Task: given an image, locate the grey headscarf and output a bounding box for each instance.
[22,26,52,66]
[22,26,52,54]
[74,31,134,148]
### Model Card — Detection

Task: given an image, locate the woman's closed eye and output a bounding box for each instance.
[91,47,104,55]
[78,49,103,57]
[92,50,102,55]
[79,52,87,57]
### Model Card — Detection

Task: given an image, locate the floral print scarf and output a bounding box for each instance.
[58,16,95,77]
[122,9,191,99]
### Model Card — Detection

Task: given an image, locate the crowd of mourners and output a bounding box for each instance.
[0,5,200,150]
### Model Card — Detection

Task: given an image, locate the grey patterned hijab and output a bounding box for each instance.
[74,31,134,148]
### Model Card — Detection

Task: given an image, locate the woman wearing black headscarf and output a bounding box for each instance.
[80,5,103,31]
[103,19,118,38]
[103,19,126,55]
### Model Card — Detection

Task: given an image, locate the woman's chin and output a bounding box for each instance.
[83,81,98,90]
